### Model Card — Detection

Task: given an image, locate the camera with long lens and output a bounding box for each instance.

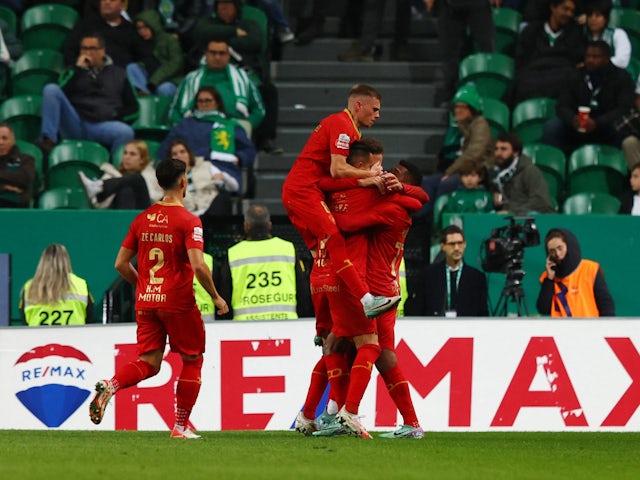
[481,216,540,274]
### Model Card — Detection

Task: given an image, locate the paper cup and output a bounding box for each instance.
[578,106,591,132]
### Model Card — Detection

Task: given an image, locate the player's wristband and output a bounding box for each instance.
[313,336,323,347]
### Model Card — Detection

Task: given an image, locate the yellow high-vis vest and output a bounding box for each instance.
[22,273,90,326]
[397,257,407,317]
[228,237,297,320]
[193,252,215,321]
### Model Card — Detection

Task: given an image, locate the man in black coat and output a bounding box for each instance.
[421,225,489,317]
[542,40,635,154]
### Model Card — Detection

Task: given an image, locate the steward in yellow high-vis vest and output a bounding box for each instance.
[193,252,215,321]
[227,204,299,320]
[21,273,93,326]
[20,244,94,326]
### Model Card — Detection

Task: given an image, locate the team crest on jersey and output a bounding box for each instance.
[193,226,203,242]
[335,133,351,150]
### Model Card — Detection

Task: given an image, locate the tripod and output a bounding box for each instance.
[493,263,529,317]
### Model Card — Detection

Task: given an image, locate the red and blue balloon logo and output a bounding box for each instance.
[14,343,93,427]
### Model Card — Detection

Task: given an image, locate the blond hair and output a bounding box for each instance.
[118,139,151,174]
[27,244,73,304]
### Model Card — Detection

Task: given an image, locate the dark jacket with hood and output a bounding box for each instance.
[536,228,615,316]
[0,144,35,207]
[134,10,184,89]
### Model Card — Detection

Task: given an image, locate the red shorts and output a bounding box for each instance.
[376,307,397,351]
[136,308,205,357]
[311,271,334,337]
[330,280,376,339]
[282,160,341,250]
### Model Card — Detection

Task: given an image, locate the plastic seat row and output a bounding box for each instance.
[0,94,171,144]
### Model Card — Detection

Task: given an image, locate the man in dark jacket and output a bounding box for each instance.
[64,0,146,68]
[0,122,35,208]
[542,40,635,154]
[514,0,586,103]
[421,225,489,317]
[490,132,555,214]
[38,33,139,155]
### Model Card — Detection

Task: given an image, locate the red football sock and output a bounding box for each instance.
[324,352,350,409]
[325,234,368,299]
[345,343,381,414]
[302,356,328,419]
[111,360,156,391]
[175,356,203,428]
[381,364,420,428]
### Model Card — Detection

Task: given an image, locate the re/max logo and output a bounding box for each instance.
[21,365,86,381]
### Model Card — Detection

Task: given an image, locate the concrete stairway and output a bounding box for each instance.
[252,4,448,215]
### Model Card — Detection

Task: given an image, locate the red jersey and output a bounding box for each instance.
[122,201,204,312]
[284,109,361,189]
[327,185,428,294]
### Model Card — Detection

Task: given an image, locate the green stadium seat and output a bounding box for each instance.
[0,5,17,35]
[20,4,79,51]
[482,97,510,139]
[46,140,109,189]
[568,144,628,197]
[433,189,494,232]
[0,94,42,142]
[522,143,566,203]
[512,97,557,145]
[133,96,171,143]
[38,187,92,209]
[458,53,514,100]
[11,48,64,96]
[492,7,522,56]
[562,192,621,215]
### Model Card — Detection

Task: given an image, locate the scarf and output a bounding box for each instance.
[194,109,237,162]
[492,156,519,193]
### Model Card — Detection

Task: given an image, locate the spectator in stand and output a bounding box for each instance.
[490,132,555,214]
[0,18,22,95]
[514,0,587,104]
[19,243,94,326]
[126,9,184,98]
[169,39,265,139]
[583,0,631,69]
[619,161,640,215]
[621,73,640,170]
[78,139,163,210]
[37,33,139,156]
[541,40,635,154]
[166,139,239,217]
[423,0,495,103]
[0,122,35,208]
[337,0,412,62]
[159,85,256,192]
[64,0,146,68]
[420,83,494,218]
[291,0,326,45]
[191,1,280,153]
[246,0,295,43]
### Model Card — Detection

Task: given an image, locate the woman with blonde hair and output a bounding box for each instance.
[20,244,94,326]
[78,139,163,209]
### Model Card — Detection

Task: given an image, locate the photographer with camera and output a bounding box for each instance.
[536,228,615,317]
[490,133,555,215]
[421,225,489,317]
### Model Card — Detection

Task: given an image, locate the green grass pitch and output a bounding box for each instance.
[2,431,640,479]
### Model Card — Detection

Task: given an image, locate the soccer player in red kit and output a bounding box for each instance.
[316,144,428,438]
[281,84,400,319]
[89,158,229,439]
